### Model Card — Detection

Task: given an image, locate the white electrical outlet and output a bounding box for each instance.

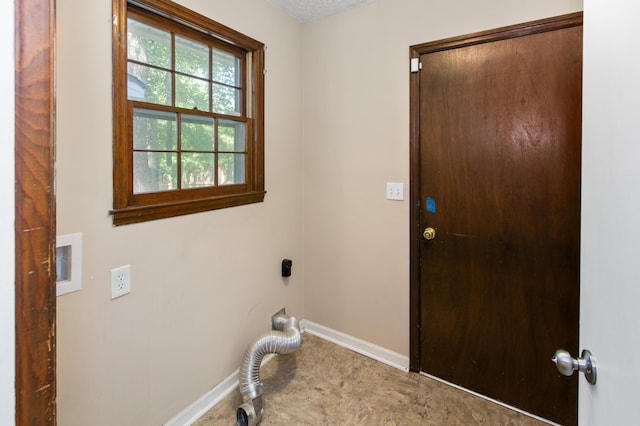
[111,265,131,299]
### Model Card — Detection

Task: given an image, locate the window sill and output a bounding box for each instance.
[111,191,266,226]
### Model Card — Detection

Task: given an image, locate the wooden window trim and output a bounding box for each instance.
[112,0,265,226]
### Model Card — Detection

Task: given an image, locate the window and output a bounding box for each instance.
[112,0,265,225]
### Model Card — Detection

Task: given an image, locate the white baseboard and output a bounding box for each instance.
[166,322,409,425]
[164,353,277,426]
[300,320,410,372]
[163,368,239,426]
[419,372,559,426]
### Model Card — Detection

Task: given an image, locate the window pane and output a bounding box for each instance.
[213,49,240,86]
[134,151,177,194]
[176,36,209,78]
[133,109,177,150]
[128,63,171,105]
[176,75,210,111]
[182,115,215,151]
[182,153,216,188]
[127,18,171,69]
[218,154,245,185]
[213,84,241,115]
[218,120,245,152]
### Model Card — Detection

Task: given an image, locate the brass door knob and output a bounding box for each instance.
[423,227,436,240]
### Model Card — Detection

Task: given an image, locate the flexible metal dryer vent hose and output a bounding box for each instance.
[236,312,301,426]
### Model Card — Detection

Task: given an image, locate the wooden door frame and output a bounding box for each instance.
[15,0,56,424]
[408,12,583,372]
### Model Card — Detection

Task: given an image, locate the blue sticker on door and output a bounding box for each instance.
[426,197,436,213]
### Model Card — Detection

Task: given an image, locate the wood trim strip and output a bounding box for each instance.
[112,0,130,210]
[251,47,266,192]
[112,191,266,226]
[14,0,57,424]
[411,11,583,55]
[128,0,264,50]
[408,46,422,372]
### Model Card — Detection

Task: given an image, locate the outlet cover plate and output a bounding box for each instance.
[111,265,131,299]
[386,182,404,201]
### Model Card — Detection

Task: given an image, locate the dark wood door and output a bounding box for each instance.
[410,14,582,426]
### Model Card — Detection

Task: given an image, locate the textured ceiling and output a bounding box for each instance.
[267,0,378,23]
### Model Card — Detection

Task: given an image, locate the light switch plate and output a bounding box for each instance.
[386,182,404,201]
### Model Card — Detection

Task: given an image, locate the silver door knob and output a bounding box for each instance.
[552,349,597,385]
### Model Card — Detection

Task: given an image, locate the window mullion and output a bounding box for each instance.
[171,31,176,110]
[177,112,182,190]
[214,117,219,187]
[172,32,180,190]
[211,47,216,187]
[209,47,214,114]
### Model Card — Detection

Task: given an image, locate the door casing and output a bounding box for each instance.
[15,0,57,424]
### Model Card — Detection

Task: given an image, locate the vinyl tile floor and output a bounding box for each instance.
[194,333,546,425]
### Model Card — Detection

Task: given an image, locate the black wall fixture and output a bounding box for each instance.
[281,259,292,277]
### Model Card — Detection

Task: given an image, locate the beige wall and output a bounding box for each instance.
[55,1,303,424]
[302,0,583,355]
[56,0,583,424]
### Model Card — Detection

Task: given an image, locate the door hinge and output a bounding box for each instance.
[410,58,422,73]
